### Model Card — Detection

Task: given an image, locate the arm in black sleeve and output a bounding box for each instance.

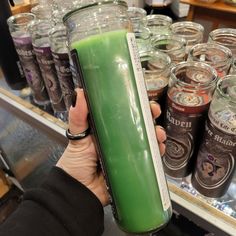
[0,167,104,236]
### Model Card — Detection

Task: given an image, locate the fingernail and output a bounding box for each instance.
[153,118,157,125]
[150,100,158,105]
[71,90,77,107]
[159,126,166,132]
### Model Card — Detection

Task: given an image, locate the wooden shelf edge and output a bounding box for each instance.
[0,87,67,132]
[180,0,236,14]
[11,2,32,15]
[168,181,236,235]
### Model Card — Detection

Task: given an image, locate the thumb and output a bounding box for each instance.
[69,88,89,135]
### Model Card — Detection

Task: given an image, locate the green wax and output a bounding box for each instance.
[72,29,170,233]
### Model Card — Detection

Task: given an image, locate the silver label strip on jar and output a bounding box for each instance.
[127,32,171,211]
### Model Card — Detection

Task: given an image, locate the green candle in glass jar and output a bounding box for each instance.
[64,1,172,234]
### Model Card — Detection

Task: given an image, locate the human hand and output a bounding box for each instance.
[56,89,166,206]
[56,88,109,206]
[150,101,166,156]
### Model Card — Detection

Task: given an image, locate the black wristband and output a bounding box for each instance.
[66,127,91,140]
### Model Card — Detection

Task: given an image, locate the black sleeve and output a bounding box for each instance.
[0,167,104,236]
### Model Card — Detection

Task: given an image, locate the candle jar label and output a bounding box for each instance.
[52,52,74,110]
[13,36,49,103]
[192,109,236,197]
[163,91,209,178]
[34,46,65,111]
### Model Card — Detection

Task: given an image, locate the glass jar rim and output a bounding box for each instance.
[209,28,236,36]
[189,43,233,64]
[170,21,204,32]
[217,75,236,103]
[145,14,172,23]
[140,50,171,73]
[49,24,66,38]
[7,12,35,26]
[170,61,218,89]
[209,28,236,47]
[63,0,127,23]
[127,6,147,16]
[28,18,52,36]
[151,35,186,52]
[134,27,151,39]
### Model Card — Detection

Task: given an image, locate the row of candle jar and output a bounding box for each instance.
[132,8,236,199]
[136,23,236,72]
[160,61,236,199]
[142,46,236,199]
[140,31,236,199]
[141,41,235,111]
[127,8,236,55]
[127,7,203,54]
[7,12,76,121]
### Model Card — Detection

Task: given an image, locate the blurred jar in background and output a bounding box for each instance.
[49,23,75,119]
[134,26,151,55]
[151,34,186,65]
[191,75,236,198]
[29,19,66,119]
[170,21,204,54]
[140,50,171,125]
[7,13,50,105]
[127,6,147,31]
[208,28,236,58]
[31,0,53,20]
[126,0,145,8]
[140,50,171,102]
[163,62,217,178]
[143,14,172,36]
[188,43,233,78]
[0,0,27,90]
[51,0,80,23]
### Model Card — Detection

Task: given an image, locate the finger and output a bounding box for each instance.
[150,101,161,120]
[155,126,167,144]
[69,88,89,134]
[158,143,166,157]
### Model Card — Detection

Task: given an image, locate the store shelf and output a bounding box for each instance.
[0,87,67,139]
[0,84,235,235]
[180,0,236,38]
[168,179,236,235]
[181,0,236,14]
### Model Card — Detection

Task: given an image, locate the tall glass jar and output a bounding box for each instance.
[0,0,27,90]
[29,19,66,118]
[140,50,171,125]
[151,34,186,65]
[208,28,236,58]
[163,62,218,178]
[144,14,172,36]
[49,23,75,117]
[191,75,236,198]
[51,0,78,24]
[63,1,172,234]
[170,21,204,54]
[188,43,233,78]
[127,6,146,31]
[134,26,151,55]
[31,3,53,19]
[7,13,50,105]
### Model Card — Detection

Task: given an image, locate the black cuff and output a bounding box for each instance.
[24,167,104,236]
